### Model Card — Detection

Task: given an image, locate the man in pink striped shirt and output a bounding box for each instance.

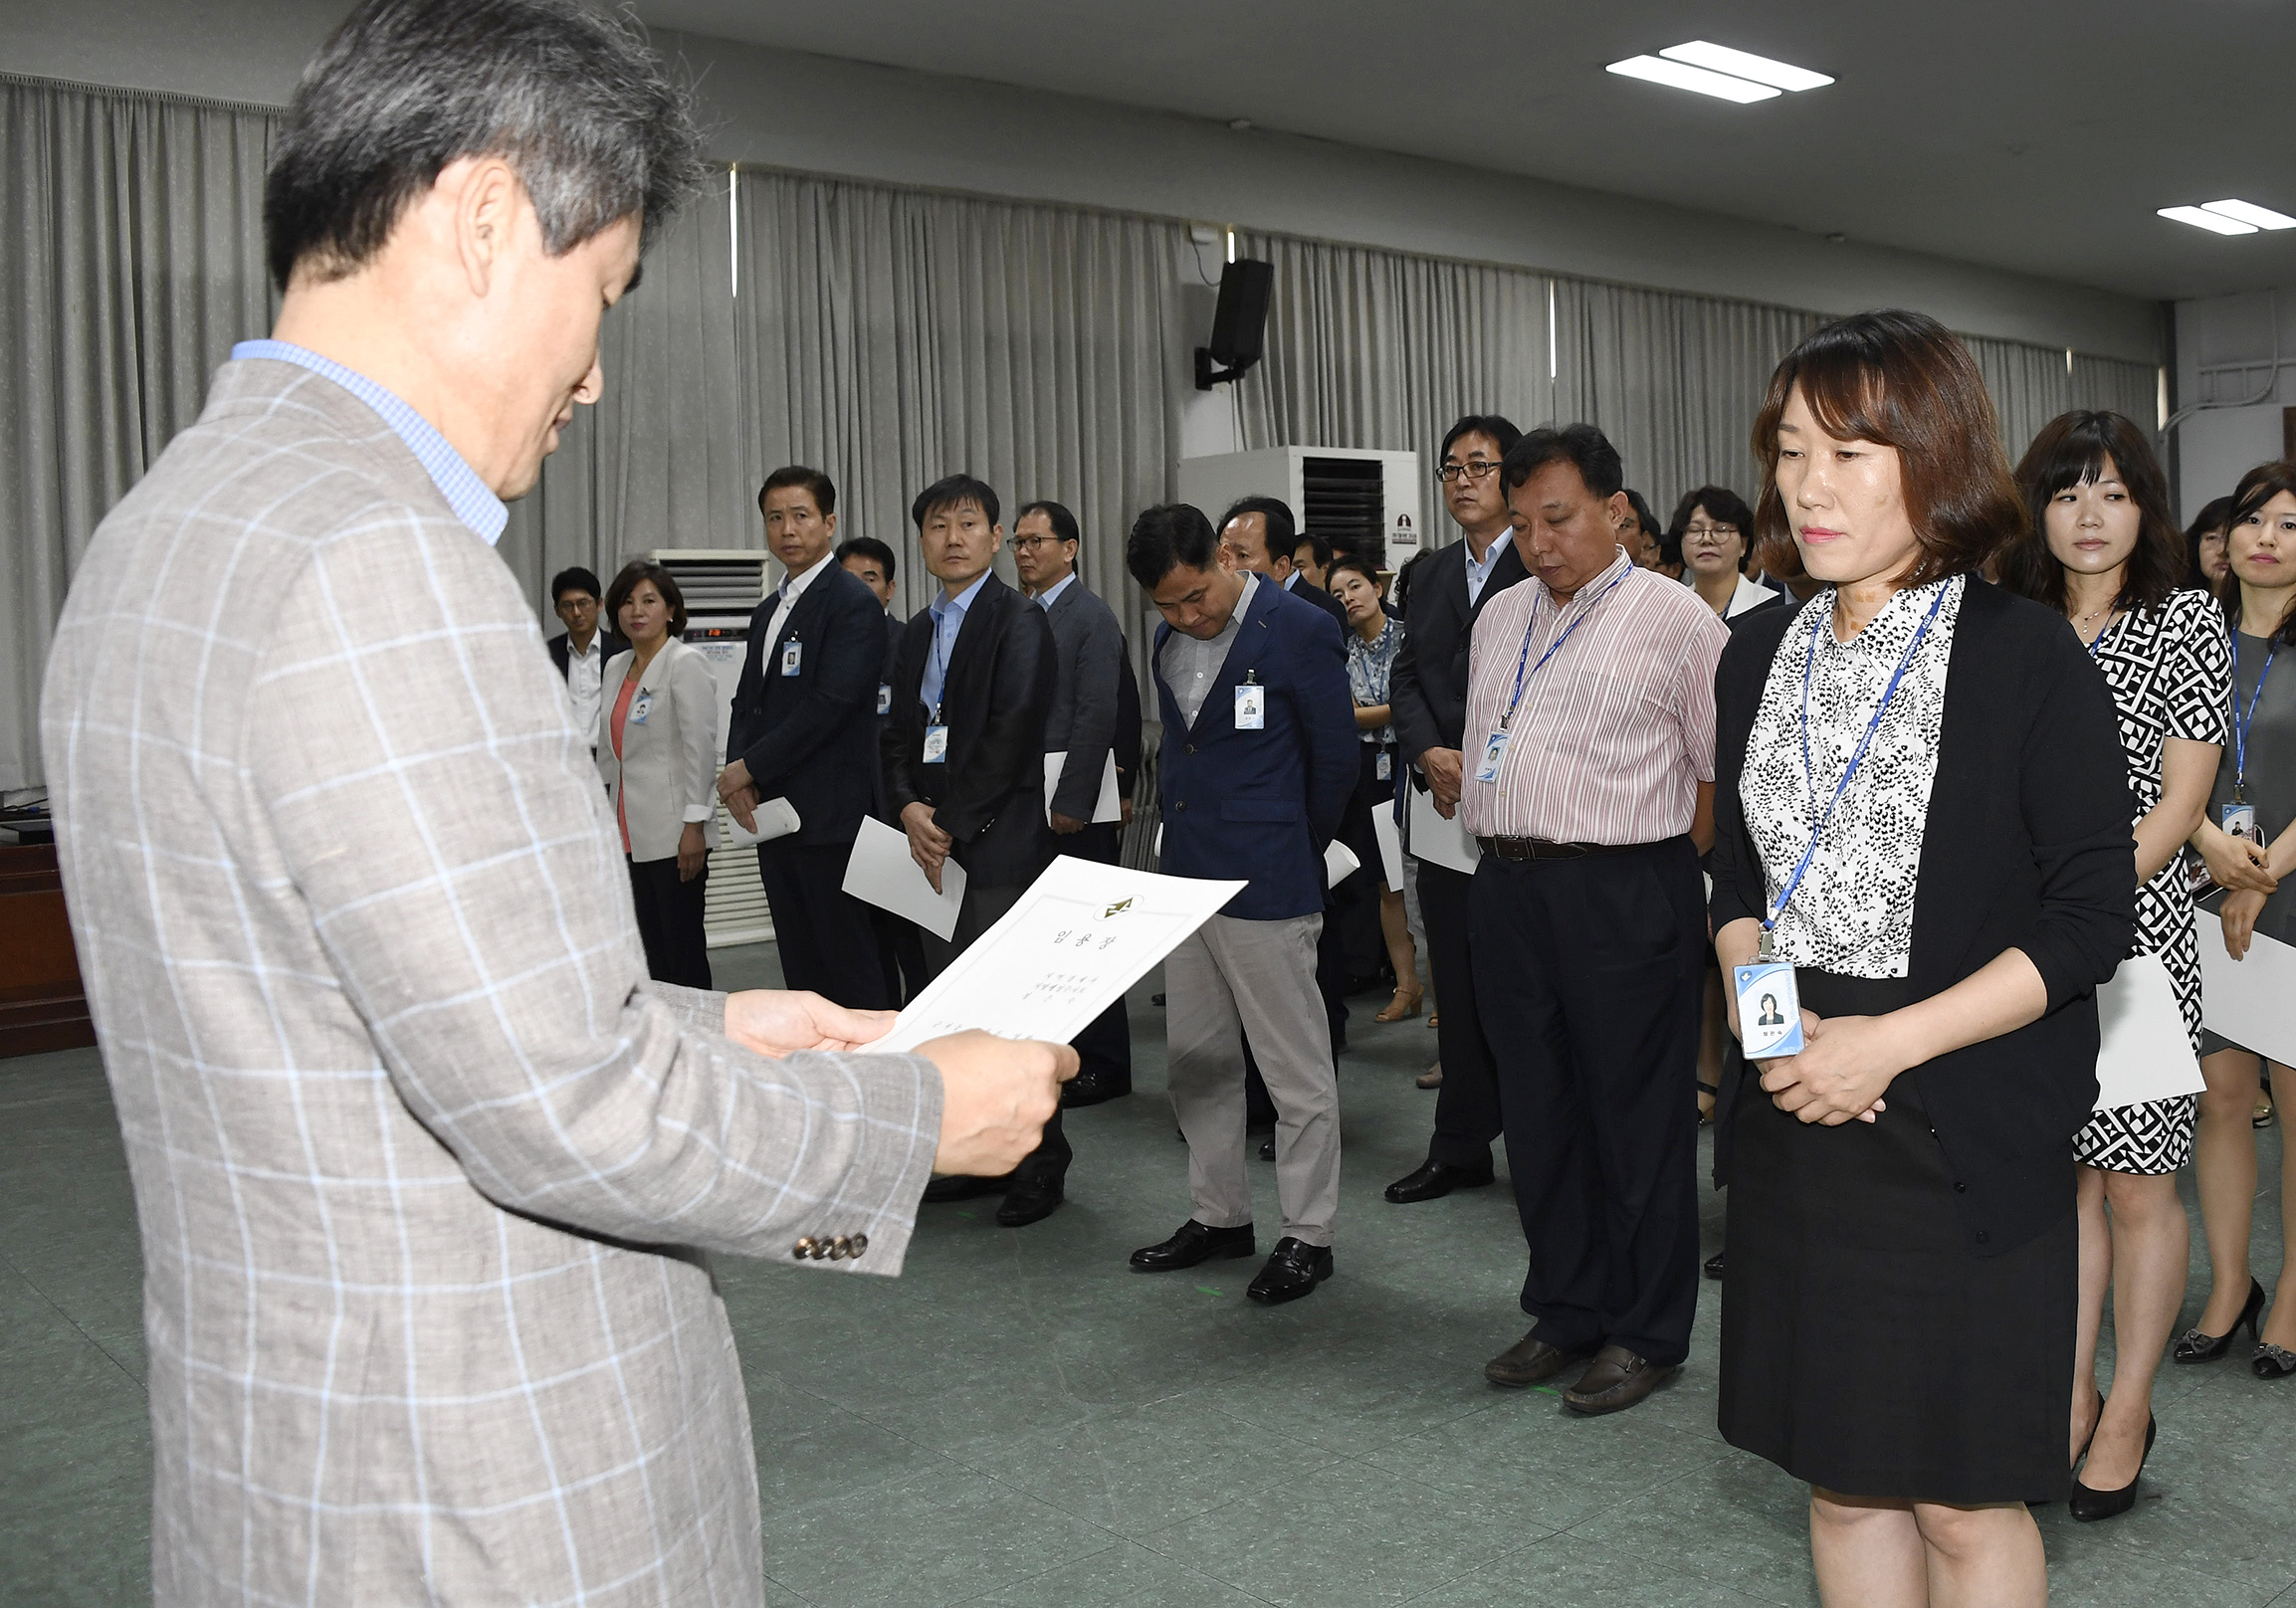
[1462,423,1728,1416]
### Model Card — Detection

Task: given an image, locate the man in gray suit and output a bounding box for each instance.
[1014,500,1135,1106]
[37,4,1071,1604]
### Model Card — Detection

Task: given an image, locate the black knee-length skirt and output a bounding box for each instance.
[1718,970,2076,1507]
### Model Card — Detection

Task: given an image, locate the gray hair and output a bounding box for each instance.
[264,0,708,291]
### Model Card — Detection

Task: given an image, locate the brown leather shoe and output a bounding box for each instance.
[1562,1344,1677,1415]
[1483,1329,1590,1388]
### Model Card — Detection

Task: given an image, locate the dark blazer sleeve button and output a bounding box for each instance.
[1974,1231,1989,1245]
[1953,1181,1968,1194]
[850,1234,868,1258]
[791,1238,814,1260]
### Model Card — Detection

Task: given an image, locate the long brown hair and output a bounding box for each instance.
[1751,310,2026,587]
[1998,411,2185,614]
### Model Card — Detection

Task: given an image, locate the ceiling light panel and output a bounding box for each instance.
[2159,205,2258,236]
[1658,41,1833,93]
[1604,56,1779,103]
[2200,199,2296,231]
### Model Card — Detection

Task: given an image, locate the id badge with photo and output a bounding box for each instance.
[1375,750,1392,781]
[780,640,802,677]
[628,691,654,725]
[922,724,949,764]
[1234,684,1265,730]
[2219,801,2260,845]
[1735,960,1805,1060]
[876,682,893,716]
[1473,729,1511,783]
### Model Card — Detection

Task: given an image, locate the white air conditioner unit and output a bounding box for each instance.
[1175,447,1425,575]
[647,548,771,949]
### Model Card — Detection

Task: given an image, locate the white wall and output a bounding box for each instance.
[2172,285,2296,519]
[0,2,2163,363]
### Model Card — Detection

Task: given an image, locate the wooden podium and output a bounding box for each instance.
[0,843,97,1058]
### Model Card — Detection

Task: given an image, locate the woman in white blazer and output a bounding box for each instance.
[598,560,721,988]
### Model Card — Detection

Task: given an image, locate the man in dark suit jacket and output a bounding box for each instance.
[721,467,892,1011]
[1014,499,1136,1107]
[543,565,626,753]
[1385,414,1531,1204]
[1125,503,1357,1306]
[884,475,1069,1227]
[840,534,928,1003]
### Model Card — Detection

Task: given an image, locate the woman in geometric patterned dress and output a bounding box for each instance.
[2001,411,2229,1519]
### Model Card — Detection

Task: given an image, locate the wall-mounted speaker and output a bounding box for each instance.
[1195,259,1274,390]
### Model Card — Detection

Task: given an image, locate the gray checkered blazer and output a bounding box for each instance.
[40,357,943,1607]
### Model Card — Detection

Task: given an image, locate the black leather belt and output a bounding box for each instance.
[1476,836,1639,862]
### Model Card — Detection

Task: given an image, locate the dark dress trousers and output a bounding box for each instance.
[1709,580,2134,1504]
[1043,579,1134,1088]
[727,562,893,1010]
[883,571,1068,1183]
[1387,535,1531,1166]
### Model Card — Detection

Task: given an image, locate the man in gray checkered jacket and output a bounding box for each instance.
[38,3,1072,1602]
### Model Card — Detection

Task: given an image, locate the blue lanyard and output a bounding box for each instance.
[928,604,958,720]
[2230,633,2278,801]
[1497,565,1634,733]
[1762,585,1950,955]
[2084,611,2119,662]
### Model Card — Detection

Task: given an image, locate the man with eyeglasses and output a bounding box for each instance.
[1383,414,1531,1203]
[546,565,626,755]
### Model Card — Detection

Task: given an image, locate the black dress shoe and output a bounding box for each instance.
[995,1177,1064,1227]
[1130,1219,1255,1272]
[1246,1237,1332,1305]
[1484,1330,1589,1388]
[1563,1344,1677,1416]
[1703,1250,1726,1281]
[2173,1277,2264,1362]
[2069,1414,2156,1521]
[2255,1342,2296,1379]
[922,1172,1013,1205]
[1384,1158,1495,1203]
[1060,1068,1133,1108]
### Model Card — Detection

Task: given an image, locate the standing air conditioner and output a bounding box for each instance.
[1174,447,1424,576]
[647,549,771,948]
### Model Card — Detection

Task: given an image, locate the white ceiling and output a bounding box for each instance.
[635,0,2296,303]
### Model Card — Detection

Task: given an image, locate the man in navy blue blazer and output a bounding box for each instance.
[1125,502,1357,1305]
[721,467,894,1009]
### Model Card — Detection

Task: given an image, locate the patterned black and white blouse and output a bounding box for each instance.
[1742,576,1967,979]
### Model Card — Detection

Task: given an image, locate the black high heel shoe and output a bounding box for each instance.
[2173,1278,2265,1363]
[2255,1342,2296,1379]
[2069,1414,2156,1521]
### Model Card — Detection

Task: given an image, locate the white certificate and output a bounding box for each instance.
[1042,750,1123,824]
[841,815,967,942]
[1406,783,1480,876]
[1372,804,1403,890]
[2092,951,2205,1111]
[1324,839,1359,889]
[862,856,1246,1054]
[723,795,801,846]
[2199,911,2296,1065]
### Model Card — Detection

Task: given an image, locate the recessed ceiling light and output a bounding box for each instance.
[2200,199,2296,231]
[1605,55,1779,103]
[1658,41,1833,93]
[2159,205,2259,236]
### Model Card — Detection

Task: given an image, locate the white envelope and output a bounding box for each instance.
[723,796,801,846]
[1406,783,1481,876]
[2092,951,2206,1111]
[2199,912,2296,1065]
[840,815,967,941]
[1372,804,1403,890]
[1324,839,1360,889]
[1042,750,1122,825]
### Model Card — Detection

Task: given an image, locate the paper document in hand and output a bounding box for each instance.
[2198,908,2296,1065]
[1406,785,1480,876]
[1324,839,1359,889]
[863,856,1245,1054]
[1372,806,1402,889]
[1042,751,1123,824]
[841,815,966,942]
[724,796,801,846]
[2092,951,2205,1111]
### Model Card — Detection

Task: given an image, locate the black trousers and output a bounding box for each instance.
[757,837,894,1010]
[1066,822,1134,1087]
[923,881,1071,1186]
[1418,859,1503,1166]
[1469,837,1704,1366]
[628,855,712,991]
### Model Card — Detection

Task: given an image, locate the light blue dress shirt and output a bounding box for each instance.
[1462,533,1503,608]
[919,571,991,716]
[230,339,509,545]
[1034,573,1076,611]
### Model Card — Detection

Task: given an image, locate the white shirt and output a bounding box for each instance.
[760,550,835,653]
[565,632,607,747]
[1035,572,1077,610]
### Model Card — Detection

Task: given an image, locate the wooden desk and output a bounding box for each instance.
[0,843,97,1057]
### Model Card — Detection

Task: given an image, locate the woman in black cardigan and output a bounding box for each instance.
[1710,311,2134,1607]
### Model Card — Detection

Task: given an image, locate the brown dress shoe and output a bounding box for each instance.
[1484,1329,1590,1388]
[1562,1344,1677,1415]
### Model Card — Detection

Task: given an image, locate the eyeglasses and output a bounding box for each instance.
[1682,525,1741,540]
[1012,535,1071,552]
[1437,461,1503,483]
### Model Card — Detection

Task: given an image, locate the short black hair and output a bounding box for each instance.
[1392,547,1435,615]
[1439,414,1523,464]
[2000,411,2186,616]
[1663,486,1759,571]
[1216,496,1296,555]
[2221,461,2296,648]
[1623,490,1663,537]
[1326,553,1382,597]
[834,535,896,585]
[1016,501,1081,547]
[760,465,836,518]
[603,558,688,637]
[1127,503,1219,590]
[2187,495,2235,588]
[912,474,1000,531]
[265,0,707,291]
[1292,530,1335,570]
[549,564,603,604]
[1502,424,1624,501]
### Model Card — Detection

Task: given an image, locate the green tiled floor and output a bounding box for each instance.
[2,942,2289,1607]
